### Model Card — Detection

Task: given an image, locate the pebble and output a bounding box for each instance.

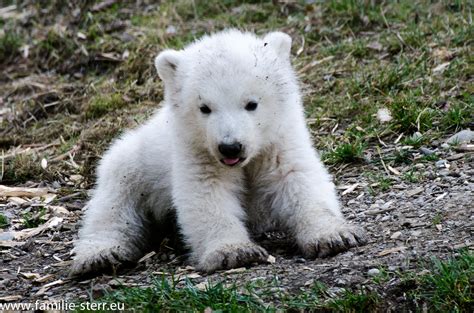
[0,232,14,241]
[368,268,380,276]
[412,131,423,140]
[435,159,448,168]
[420,147,435,155]
[446,153,465,161]
[390,231,402,239]
[446,129,474,144]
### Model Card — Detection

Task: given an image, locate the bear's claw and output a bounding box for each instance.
[197,243,269,273]
[300,223,367,259]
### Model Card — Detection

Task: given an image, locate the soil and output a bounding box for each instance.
[1,143,472,307]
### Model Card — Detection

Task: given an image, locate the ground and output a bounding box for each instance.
[0,1,473,311]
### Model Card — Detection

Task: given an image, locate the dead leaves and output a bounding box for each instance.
[0,185,53,197]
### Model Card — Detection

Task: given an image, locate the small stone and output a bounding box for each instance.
[420,147,435,155]
[412,131,423,140]
[439,169,450,176]
[446,153,465,161]
[304,279,314,286]
[441,143,450,149]
[390,231,402,239]
[335,278,347,286]
[0,232,14,241]
[368,268,380,277]
[435,160,448,168]
[295,257,306,263]
[166,25,177,35]
[69,175,83,182]
[381,216,390,222]
[266,255,276,264]
[446,129,474,145]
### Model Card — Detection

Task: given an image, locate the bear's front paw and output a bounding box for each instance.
[70,246,137,277]
[299,223,367,259]
[197,243,269,273]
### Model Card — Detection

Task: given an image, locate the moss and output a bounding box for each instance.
[2,154,45,184]
[85,93,127,119]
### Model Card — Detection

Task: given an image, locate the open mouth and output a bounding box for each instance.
[221,157,246,166]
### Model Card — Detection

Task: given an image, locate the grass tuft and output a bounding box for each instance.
[0,214,9,229]
[0,28,22,61]
[411,250,474,312]
[21,207,47,229]
[323,141,365,164]
[327,289,379,312]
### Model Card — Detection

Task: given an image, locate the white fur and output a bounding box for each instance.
[71,30,365,275]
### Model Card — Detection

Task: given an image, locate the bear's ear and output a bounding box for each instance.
[263,32,292,59]
[154,50,181,83]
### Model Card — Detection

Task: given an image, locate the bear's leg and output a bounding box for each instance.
[269,150,366,258]
[70,191,148,276]
[172,162,268,273]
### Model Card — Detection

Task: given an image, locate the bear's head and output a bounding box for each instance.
[155,30,300,167]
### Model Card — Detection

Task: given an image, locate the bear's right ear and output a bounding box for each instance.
[263,32,292,60]
[154,50,181,84]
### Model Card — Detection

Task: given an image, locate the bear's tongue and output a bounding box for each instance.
[223,158,240,165]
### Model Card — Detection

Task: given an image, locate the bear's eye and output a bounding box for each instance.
[245,101,258,111]
[200,105,212,114]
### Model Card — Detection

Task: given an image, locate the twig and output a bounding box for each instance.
[376,146,390,176]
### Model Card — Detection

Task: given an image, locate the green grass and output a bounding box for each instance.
[1,154,46,184]
[365,172,393,194]
[21,207,47,229]
[0,28,22,61]
[402,169,422,183]
[2,0,473,177]
[85,93,127,119]
[92,276,379,312]
[0,214,9,228]
[409,250,474,312]
[91,252,474,312]
[323,141,365,164]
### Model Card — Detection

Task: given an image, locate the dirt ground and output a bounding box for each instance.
[1,143,472,306]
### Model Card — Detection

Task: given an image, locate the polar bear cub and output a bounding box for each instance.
[71,30,366,275]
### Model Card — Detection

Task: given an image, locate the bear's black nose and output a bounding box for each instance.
[218,143,242,158]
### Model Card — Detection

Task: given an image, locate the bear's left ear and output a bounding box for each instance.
[263,32,292,59]
[154,49,182,84]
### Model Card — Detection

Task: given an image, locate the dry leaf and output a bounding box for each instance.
[406,187,424,197]
[0,295,23,302]
[14,216,63,240]
[267,254,276,264]
[195,282,209,290]
[8,196,28,205]
[20,272,41,280]
[387,165,400,176]
[35,279,65,296]
[34,274,55,283]
[342,183,359,196]
[77,32,87,40]
[0,240,25,248]
[378,246,406,256]
[366,41,383,51]
[186,273,202,279]
[433,62,450,73]
[224,267,246,274]
[138,251,156,263]
[0,185,52,197]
